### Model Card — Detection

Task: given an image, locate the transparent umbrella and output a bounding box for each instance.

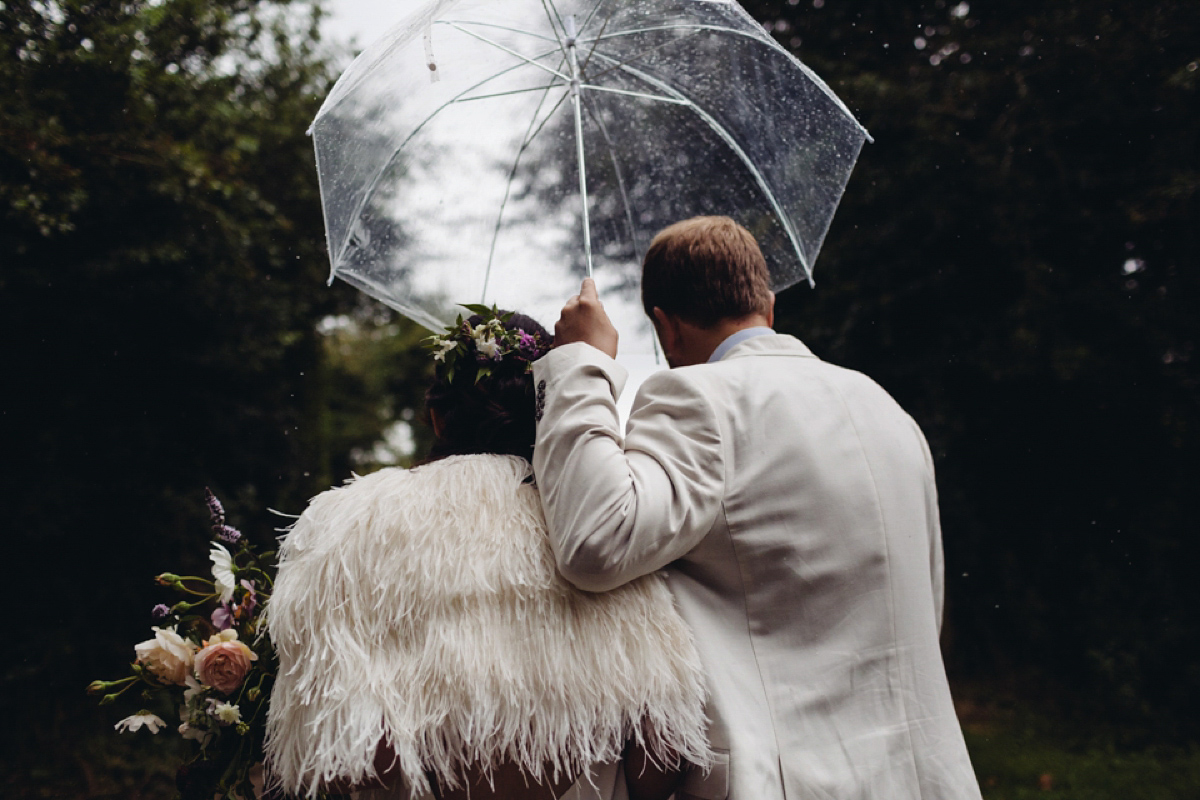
[311,0,871,361]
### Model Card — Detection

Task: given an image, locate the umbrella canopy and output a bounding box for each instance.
[311,0,870,357]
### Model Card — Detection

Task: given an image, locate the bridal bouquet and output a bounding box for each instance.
[88,489,279,800]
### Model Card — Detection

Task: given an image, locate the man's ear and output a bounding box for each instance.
[429,408,444,438]
[766,291,775,328]
[651,307,680,359]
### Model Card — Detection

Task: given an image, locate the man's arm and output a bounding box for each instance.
[532,343,725,592]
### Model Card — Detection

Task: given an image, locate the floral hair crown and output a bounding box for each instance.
[424,304,550,385]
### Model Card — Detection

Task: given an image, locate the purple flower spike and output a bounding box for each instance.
[215,524,242,545]
[151,603,171,622]
[205,488,225,527]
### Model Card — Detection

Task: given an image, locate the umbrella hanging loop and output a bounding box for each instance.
[423,24,440,83]
[564,14,594,278]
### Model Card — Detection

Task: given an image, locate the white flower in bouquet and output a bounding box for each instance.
[115,711,166,734]
[210,701,242,726]
[90,487,277,800]
[134,626,197,685]
[209,542,237,603]
[182,673,204,703]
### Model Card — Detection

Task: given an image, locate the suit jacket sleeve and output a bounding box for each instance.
[532,343,726,592]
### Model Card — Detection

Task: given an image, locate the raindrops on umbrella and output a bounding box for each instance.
[309,0,871,359]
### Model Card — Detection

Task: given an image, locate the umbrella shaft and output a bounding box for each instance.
[565,15,593,278]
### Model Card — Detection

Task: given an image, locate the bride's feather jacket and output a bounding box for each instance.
[264,454,711,798]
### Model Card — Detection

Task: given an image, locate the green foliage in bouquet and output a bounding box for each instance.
[88,490,285,800]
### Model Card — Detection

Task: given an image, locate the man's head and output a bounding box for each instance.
[641,216,773,328]
[642,216,774,366]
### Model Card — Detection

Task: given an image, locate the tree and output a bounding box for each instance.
[0,1,410,791]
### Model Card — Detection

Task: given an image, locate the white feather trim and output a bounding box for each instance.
[264,455,710,798]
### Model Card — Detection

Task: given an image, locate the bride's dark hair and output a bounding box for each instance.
[424,311,551,462]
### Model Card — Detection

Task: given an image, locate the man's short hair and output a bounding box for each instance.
[641,216,772,328]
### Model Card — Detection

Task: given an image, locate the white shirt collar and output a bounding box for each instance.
[707,327,775,363]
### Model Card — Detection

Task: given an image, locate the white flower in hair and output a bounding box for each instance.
[432,337,456,362]
[472,320,503,336]
[475,335,502,360]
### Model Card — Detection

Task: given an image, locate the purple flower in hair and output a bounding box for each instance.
[151,603,172,622]
[517,330,543,360]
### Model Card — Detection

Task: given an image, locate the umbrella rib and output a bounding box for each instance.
[578,23,756,46]
[481,87,573,302]
[590,52,813,284]
[583,32,702,83]
[580,84,687,104]
[540,0,570,42]
[332,54,562,270]
[457,83,568,103]
[579,0,607,35]
[438,20,559,44]
[579,2,618,75]
[538,0,572,62]
[438,22,571,82]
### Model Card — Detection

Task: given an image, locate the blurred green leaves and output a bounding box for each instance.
[1,0,346,724]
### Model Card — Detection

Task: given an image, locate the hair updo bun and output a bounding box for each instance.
[424,311,551,463]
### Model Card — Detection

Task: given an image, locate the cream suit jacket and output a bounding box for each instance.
[532,335,982,800]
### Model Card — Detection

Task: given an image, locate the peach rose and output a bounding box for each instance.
[134,627,196,686]
[194,630,258,695]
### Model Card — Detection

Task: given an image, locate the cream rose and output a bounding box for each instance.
[194,630,258,695]
[134,627,196,686]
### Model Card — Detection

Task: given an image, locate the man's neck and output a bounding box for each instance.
[706,324,776,364]
[677,315,772,366]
